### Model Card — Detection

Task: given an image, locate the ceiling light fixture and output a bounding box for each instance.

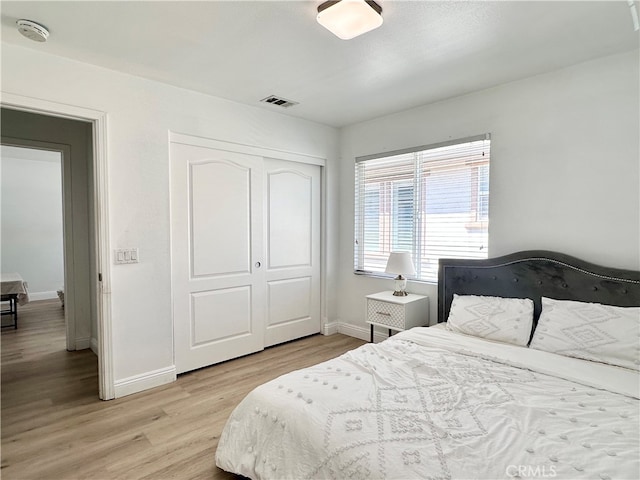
[16,19,49,42]
[317,0,383,40]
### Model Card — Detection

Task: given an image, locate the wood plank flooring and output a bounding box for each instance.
[1,300,365,479]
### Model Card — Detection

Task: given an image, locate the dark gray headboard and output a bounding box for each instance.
[438,251,640,333]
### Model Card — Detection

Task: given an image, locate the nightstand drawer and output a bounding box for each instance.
[367,299,405,329]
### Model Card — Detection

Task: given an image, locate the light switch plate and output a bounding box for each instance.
[114,248,139,264]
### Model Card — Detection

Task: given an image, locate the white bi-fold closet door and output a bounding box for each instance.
[170,138,321,374]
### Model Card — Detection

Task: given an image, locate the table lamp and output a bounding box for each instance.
[385,252,416,296]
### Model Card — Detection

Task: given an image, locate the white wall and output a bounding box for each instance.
[1,42,339,395]
[3,41,638,393]
[337,50,640,336]
[0,147,64,297]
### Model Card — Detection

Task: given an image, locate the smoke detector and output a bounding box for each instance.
[16,19,49,42]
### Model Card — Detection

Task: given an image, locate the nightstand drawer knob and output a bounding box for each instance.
[376,311,391,316]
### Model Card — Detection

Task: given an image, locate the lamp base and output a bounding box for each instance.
[392,275,408,296]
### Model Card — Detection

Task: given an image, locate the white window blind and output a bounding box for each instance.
[354,135,490,283]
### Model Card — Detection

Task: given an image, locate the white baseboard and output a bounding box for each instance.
[114,366,177,398]
[29,291,59,301]
[75,336,91,350]
[337,322,387,343]
[336,322,368,340]
[90,337,99,356]
[323,321,339,335]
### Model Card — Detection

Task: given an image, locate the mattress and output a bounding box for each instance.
[216,327,639,479]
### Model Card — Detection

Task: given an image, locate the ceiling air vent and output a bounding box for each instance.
[260,95,299,108]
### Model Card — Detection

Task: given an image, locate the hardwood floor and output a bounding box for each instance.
[1,300,365,479]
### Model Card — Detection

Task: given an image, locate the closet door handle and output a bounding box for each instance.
[255,262,262,268]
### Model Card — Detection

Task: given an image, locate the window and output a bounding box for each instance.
[354,135,490,283]
[477,164,489,221]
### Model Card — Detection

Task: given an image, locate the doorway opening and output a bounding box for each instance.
[0,102,112,400]
[1,145,81,351]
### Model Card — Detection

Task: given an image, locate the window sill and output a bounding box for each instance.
[353,270,437,286]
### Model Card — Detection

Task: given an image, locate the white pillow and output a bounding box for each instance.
[529,297,640,370]
[446,294,534,346]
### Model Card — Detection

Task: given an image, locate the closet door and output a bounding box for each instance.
[264,159,321,346]
[171,142,264,374]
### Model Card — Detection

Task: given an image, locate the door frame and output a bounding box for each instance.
[1,92,114,400]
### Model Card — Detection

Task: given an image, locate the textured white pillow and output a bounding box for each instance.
[529,297,640,370]
[446,294,534,346]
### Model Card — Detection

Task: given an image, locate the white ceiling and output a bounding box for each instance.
[1,1,638,127]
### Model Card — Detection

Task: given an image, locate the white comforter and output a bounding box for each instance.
[216,328,640,479]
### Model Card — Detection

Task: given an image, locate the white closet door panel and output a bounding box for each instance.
[171,141,264,374]
[191,286,252,345]
[267,277,311,327]
[264,159,321,347]
[190,161,250,277]
[268,171,312,269]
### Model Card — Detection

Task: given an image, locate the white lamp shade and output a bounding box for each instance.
[317,0,383,40]
[385,252,416,276]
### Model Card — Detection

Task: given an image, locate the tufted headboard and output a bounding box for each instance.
[437,251,640,334]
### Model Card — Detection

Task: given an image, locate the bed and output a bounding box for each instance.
[216,250,640,479]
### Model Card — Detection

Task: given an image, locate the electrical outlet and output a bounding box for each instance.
[114,248,139,265]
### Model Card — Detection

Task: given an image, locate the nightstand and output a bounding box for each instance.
[366,291,429,343]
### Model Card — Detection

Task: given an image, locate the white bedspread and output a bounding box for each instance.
[216,328,640,479]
